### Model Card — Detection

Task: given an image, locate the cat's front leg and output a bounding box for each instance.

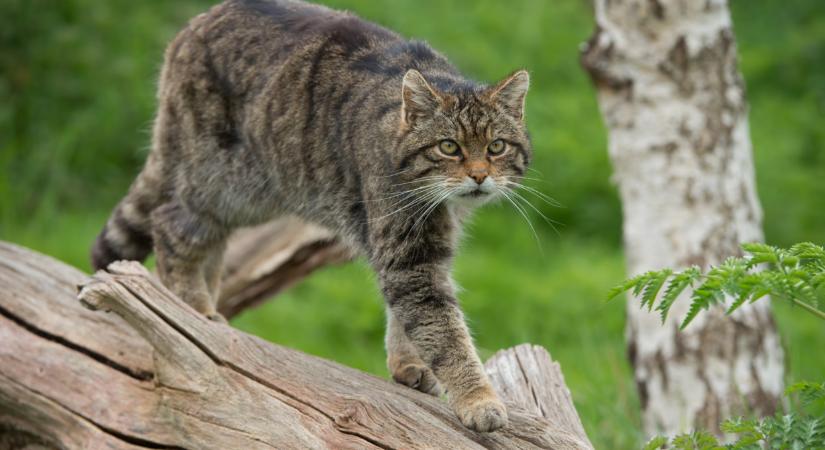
[385,311,443,396]
[380,266,508,432]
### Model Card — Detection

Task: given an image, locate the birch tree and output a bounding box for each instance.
[580,0,785,437]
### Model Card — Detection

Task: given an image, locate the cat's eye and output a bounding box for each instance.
[438,140,461,156]
[487,139,506,155]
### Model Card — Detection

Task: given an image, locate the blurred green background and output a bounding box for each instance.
[1,0,823,447]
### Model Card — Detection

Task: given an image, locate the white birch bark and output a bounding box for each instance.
[581,0,785,437]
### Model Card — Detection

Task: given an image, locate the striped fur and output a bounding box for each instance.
[92,0,532,432]
[91,153,163,271]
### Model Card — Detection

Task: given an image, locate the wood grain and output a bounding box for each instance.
[0,241,593,449]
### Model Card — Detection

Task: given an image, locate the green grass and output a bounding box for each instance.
[2,0,824,448]
[10,206,822,449]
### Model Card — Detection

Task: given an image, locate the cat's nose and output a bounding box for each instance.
[469,173,487,184]
[466,161,489,184]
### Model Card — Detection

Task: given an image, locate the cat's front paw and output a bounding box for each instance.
[452,389,508,432]
[391,363,443,397]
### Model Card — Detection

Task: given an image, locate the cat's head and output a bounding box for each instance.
[393,69,531,208]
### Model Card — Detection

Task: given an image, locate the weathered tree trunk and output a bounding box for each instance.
[0,242,593,449]
[581,0,785,437]
[218,218,351,319]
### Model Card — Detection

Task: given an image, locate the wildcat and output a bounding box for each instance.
[91,0,531,432]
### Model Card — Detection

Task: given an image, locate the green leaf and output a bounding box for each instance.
[643,435,669,450]
[786,381,825,406]
[609,241,825,329]
[641,269,672,311]
[790,242,825,260]
[619,362,825,450]
[798,417,824,448]
[782,255,800,267]
[811,273,825,289]
[671,430,723,450]
[606,273,647,301]
[726,274,760,315]
[721,417,767,449]
[681,285,724,329]
[743,242,779,268]
[632,273,652,297]
[722,417,759,434]
[657,267,701,323]
[742,242,775,254]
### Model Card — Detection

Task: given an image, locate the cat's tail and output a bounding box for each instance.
[91,154,163,271]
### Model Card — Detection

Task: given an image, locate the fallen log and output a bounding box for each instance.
[0,241,593,449]
[218,219,352,319]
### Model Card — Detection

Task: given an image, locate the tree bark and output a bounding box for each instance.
[0,241,593,449]
[581,0,784,437]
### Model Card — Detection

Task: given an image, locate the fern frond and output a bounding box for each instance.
[775,413,797,444]
[797,417,823,449]
[721,417,764,449]
[606,272,647,301]
[632,272,652,297]
[670,430,720,449]
[681,284,724,329]
[641,269,672,311]
[790,242,825,260]
[721,416,759,434]
[743,242,779,268]
[609,240,825,450]
[742,242,775,254]
[656,266,701,323]
[726,273,759,315]
[610,242,825,327]
[643,436,668,450]
[787,381,825,406]
[655,383,825,450]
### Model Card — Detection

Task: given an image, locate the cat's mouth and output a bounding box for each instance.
[460,189,488,198]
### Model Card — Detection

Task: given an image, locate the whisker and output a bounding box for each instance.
[501,180,563,208]
[497,188,543,251]
[510,175,544,183]
[516,187,563,208]
[360,182,442,204]
[506,189,562,237]
[402,194,443,241]
[375,167,414,178]
[382,187,443,213]
[408,187,455,242]
[368,184,445,222]
[382,189,445,220]
[389,176,447,187]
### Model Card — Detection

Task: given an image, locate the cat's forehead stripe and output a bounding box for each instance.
[452,99,493,145]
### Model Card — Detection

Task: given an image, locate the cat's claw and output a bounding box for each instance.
[392,363,443,397]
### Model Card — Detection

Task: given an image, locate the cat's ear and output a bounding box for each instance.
[400,69,444,128]
[488,70,530,121]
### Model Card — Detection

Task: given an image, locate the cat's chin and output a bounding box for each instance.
[450,191,496,209]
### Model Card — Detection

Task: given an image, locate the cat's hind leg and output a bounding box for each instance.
[152,201,229,321]
[386,311,443,396]
[202,240,228,322]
